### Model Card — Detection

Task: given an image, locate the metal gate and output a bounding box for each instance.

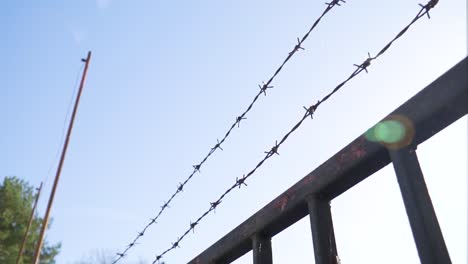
[188,57,467,264]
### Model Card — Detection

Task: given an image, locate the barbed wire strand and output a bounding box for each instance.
[112,1,346,262]
[148,1,439,263]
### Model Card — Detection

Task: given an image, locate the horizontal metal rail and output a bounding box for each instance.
[188,57,468,264]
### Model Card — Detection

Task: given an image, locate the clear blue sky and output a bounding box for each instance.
[1,0,466,263]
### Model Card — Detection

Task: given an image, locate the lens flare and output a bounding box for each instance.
[374,120,406,143]
[365,115,415,149]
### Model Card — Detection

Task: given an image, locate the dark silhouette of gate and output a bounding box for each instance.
[188,57,467,264]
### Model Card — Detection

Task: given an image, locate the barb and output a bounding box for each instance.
[264,141,280,157]
[148,2,438,262]
[259,82,274,96]
[235,175,248,189]
[112,2,345,263]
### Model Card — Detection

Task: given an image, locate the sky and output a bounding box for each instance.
[1,0,467,263]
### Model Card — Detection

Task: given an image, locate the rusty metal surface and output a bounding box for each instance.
[307,197,338,264]
[390,147,451,264]
[188,56,468,264]
[252,233,273,264]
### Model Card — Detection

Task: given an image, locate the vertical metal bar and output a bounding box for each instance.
[389,146,451,264]
[252,233,273,264]
[33,51,92,264]
[307,196,339,264]
[16,182,43,264]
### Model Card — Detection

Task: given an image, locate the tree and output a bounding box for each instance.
[0,176,61,264]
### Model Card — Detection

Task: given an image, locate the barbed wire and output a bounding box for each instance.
[112,1,346,262]
[148,1,439,263]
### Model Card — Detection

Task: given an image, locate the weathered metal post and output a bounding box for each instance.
[252,233,273,264]
[389,146,451,264]
[307,196,339,264]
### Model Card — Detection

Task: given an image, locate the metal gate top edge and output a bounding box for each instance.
[188,57,468,264]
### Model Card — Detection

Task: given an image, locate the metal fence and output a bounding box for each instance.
[188,57,468,264]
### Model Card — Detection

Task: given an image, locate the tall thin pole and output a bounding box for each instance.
[16,182,43,264]
[33,51,92,264]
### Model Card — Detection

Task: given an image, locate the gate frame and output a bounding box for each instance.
[189,57,467,264]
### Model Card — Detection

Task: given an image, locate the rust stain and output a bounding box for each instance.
[287,191,296,202]
[273,195,289,212]
[273,189,296,212]
[350,144,366,159]
[333,137,366,173]
[341,138,366,162]
[302,174,316,185]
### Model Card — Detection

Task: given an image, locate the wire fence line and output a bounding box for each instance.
[147,1,439,263]
[112,1,346,262]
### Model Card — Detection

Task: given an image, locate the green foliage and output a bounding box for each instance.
[0,176,61,264]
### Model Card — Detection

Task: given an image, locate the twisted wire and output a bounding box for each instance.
[148,1,439,262]
[112,1,345,262]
